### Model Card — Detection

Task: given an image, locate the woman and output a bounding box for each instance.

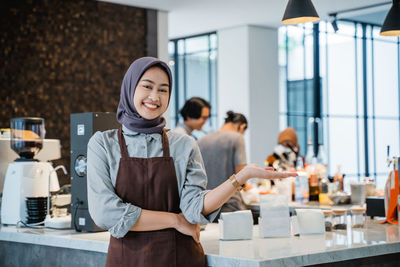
[198,111,248,218]
[87,57,297,267]
[174,97,211,138]
[265,127,300,172]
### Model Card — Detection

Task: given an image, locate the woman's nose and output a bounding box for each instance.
[149,91,159,101]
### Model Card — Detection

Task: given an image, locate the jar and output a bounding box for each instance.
[323,209,333,231]
[350,207,366,228]
[332,209,347,230]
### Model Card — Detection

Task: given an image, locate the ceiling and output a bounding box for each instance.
[101,0,392,38]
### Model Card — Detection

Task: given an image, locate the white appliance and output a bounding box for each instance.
[0,118,61,225]
[0,133,61,195]
[1,161,59,225]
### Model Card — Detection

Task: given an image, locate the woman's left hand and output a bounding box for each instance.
[174,213,201,243]
[235,164,298,184]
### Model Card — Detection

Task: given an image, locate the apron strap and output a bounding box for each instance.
[162,128,170,157]
[118,126,129,158]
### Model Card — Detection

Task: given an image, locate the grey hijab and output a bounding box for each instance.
[116,57,172,134]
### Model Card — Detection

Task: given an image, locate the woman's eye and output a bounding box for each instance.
[159,88,168,93]
[143,85,152,89]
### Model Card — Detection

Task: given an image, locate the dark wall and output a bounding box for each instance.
[0,0,150,185]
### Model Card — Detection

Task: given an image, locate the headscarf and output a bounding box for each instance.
[116,57,172,134]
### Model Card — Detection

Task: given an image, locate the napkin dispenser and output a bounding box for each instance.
[258,194,290,237]
[294,209,325,235]
[218,210,253,240]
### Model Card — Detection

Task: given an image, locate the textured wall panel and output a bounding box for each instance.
[0,0,148,185]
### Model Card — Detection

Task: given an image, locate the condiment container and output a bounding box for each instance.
[323,209,333,232]
[332,209,347,230]
[350,207,366,228]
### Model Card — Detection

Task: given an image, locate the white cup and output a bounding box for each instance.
[350,183,366,204]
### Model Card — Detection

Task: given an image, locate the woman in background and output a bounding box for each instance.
[265,127,300,172]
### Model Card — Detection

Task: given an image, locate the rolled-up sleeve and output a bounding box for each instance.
[87,132,141,238]
[179,139,220,224]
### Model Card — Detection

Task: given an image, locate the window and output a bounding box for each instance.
[280,21,400,190]
[168,33,218,139]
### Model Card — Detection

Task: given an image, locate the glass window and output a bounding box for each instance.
[169,33,218,138]
[327,34,357,116]
[280,20,400,188]
[373,40,398,117]
[328,117,359,177]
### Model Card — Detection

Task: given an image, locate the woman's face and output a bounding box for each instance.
[133,67,170,120]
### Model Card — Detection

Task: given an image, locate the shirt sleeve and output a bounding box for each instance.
[234,135,247,167]
[179,139,220,224]
[87,132,142,238]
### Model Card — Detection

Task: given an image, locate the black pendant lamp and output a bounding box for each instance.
[380,0,400,36]
[282,0,320,24]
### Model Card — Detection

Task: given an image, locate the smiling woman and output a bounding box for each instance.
[87,56,297,267]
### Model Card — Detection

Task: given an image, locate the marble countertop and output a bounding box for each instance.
[202,219,400,266]
[0,225,110,253]
[1,218,400,266]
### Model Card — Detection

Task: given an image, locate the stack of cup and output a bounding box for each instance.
[25,197,47,224]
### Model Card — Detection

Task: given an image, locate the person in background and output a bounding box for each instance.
[198,111,248,219]
[87,57,298,267]
[265,127,300,172]
[174,97,211,138]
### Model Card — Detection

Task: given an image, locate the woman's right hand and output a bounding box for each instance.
[174,213,200,243]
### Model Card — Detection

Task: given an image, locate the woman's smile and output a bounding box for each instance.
[143,101,160,111]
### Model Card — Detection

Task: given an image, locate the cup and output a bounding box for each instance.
[350,183,365,204]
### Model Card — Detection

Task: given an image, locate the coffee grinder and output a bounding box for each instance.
[1,117,60,225]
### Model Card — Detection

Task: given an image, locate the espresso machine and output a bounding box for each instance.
[71,112,119,232]
[1,118,60,225]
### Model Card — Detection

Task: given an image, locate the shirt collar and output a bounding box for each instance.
[177,122,192,135]
[122,125,162,141]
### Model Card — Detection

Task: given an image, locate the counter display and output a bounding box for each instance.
[1,217,400,266]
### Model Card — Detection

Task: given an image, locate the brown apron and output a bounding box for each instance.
[106,127,206,267]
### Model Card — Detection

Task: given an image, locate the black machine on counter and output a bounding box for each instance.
[70,112,120,232]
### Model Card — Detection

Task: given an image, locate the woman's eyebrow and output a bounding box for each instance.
[141,79,155,84]
[141,79,169,87]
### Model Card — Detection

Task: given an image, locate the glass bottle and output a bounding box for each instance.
[305,141,314,166]
[316,144,327,165]
[333,165,344,192]
[319,177,331,204]
[308,157,319,201]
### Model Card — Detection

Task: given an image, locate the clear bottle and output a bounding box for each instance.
[295,171,309,203]
[350,207,366,228]
[305,141,314,166]
[296,156,304,171]
[308,157,319,201]
[332,209,347,230]
[319,177,331,204]
[333,165,344,191]
[316,144,327,165]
